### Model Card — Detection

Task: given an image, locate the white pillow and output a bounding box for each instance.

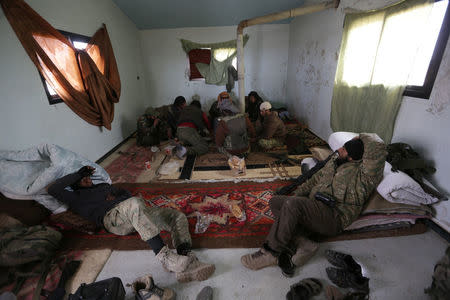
[327,132,359,151]
[377,170,439,206]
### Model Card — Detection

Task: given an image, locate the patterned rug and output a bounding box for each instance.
[61,181,288,250]
[60,181,428,250]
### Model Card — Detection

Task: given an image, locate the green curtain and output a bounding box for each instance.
[330,0,433,143]
[180,35,249,85]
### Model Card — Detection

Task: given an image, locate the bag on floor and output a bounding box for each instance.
[0,225,62,267]
[425,246,450,300]
[69,277,125,300]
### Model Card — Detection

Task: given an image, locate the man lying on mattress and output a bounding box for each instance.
[47,166,215,282]
[241,133,387,277]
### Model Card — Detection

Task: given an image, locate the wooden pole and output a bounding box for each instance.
[236,0,340,112]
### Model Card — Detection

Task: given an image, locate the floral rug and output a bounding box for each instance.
[61,181,289,249]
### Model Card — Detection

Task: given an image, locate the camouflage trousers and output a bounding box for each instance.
[177,127,208,156]
[258,138,284,150]
[103,197,191,247]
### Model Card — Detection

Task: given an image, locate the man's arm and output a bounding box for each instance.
[47,166,95,206]
[294,162,330,196]
[47,172,82,206]
[359,133,387,180]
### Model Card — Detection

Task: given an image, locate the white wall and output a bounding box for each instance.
[0,0,148,161]
[139,24,289,110]
[286,0,450,232]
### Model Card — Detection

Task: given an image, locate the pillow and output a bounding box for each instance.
[327,132,359,151]
[377,170,440,206]
[309,146,333,161]
[49,211,97,234]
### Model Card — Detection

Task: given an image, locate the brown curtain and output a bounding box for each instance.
[1,0,121,130]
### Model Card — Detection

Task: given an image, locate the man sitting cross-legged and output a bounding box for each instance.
[47,166,215,282]
[241,133,387,277]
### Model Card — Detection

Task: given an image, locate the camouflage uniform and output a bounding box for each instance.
[258,111,287,150]
[294,133,387,228]
[137,106,176,146]
[266,133,386,254]
[103,197,191,248]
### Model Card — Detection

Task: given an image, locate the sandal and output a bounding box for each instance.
[286,277,322,300]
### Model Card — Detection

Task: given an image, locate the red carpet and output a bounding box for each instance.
[62,181,288,249]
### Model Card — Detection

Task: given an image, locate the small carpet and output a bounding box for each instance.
[59,182,428,250]
[61,181,288,250]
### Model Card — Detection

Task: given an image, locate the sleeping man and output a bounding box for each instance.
[47,166,215,283]
[241,133,387,279]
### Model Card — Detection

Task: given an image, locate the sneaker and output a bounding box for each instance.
[155,245,192,273]
[196,286,213,300]
[326,267,369,293]
[241,248,277,270]
[176,252,215,283]
[278,252,295,278]
[325,250,362,276]
[292,237,318,267]
[130,274,175,300]
[286,278,322,300]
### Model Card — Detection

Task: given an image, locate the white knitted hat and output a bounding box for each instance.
[260,101,272,111]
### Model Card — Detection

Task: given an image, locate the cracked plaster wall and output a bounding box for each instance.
[286,0,450,231]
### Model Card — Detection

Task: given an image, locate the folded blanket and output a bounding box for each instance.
[0,144,111,213]
[362,191,434,216]
[377,162,439,206]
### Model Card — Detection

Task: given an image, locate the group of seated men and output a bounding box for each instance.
[46,104,387,293]
[136,91,287,159]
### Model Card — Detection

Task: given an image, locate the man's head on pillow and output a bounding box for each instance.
[337,138,364,163]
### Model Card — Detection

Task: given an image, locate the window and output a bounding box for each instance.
[341,0,449,99]
[41,30,90,105]
[188,47,237,81]
[404,0,449,98]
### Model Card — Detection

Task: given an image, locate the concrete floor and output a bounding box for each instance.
[96,230,448,300]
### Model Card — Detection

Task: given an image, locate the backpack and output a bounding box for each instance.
[0,225,62,267]
[69,277,126,300]
[425,246,450,300]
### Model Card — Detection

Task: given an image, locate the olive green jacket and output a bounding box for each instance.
[294,133,387,228]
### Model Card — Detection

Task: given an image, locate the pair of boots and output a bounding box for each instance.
[155,246,215,282]
[325,250,369,296]
[241,236,318,277]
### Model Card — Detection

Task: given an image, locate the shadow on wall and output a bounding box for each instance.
[120,114,136,139]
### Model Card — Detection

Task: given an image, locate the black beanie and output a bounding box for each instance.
[174,96,186,107]
[344,139,364,160]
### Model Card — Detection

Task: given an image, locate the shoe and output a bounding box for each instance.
[241,248,277,270]
[278,252,295,278]
[175,145,187,159]
[176,252,215,282]
[196,286,213,300]
[292,237,318,267]
[325,285,369,300]
[326,267,369,293]
[325,250,362,276]
[286,278,322,300]
[156,245,192,273]
[130,274,175,300]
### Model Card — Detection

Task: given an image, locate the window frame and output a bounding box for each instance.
[41,30,91,105]
[403,0,450,99]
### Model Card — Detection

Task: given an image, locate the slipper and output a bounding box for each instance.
[325,285,345,300]
[286,278,322,300]
[325,250,362,275]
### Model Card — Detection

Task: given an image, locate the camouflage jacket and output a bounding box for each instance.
[294,133,387,228]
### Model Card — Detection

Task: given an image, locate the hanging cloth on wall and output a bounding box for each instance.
[1,0,121,130]
[180,35,249,85]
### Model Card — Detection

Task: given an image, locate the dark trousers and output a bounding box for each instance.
[266,195,343,255]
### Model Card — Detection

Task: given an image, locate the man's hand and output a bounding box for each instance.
[77,166,95,178]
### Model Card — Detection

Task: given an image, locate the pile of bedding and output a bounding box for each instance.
[308,132,442,233]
